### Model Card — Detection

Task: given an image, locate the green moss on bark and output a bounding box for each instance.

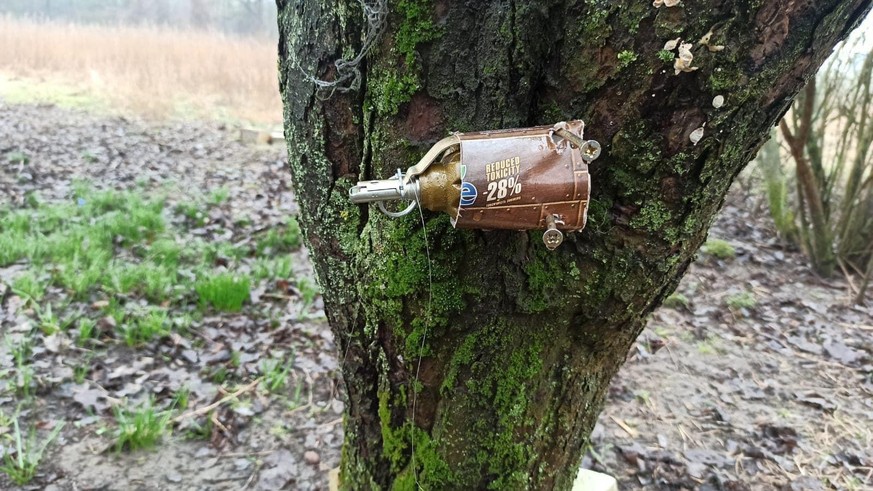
[378,393,455,490]
[519,242,582,314]
[632,201,679,241]
[357,213,469,355]
[435,318,551,489]
[369,0,442,116]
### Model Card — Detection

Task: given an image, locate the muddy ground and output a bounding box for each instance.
[0,103,871,490]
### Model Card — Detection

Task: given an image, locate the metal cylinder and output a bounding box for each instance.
[449,120,591,232]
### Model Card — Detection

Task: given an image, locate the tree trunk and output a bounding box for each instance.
[276,1,871,489]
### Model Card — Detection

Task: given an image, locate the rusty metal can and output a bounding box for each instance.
[349,121,600,249]
[452,121,592,232]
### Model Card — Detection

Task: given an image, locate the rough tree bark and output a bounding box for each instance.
[276,1,871,489]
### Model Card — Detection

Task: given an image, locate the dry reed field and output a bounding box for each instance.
[0,16,281,123]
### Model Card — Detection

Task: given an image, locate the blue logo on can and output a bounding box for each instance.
[460,182,478,207]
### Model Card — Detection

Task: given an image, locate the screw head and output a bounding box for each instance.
[543,229,564,250]
[580,140,602,162]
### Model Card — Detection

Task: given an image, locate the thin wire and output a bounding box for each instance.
[334,184,432,485]
[331,307,357,403]
[297,0,388,97]
[410,185,433,490]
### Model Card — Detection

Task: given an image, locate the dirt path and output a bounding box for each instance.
[1,103,870,490]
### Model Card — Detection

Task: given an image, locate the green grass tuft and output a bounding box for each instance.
[11,271,48,302]
[147,238,183,267]
[663,292,689,309]
[195,273,250,312]
[77,318,97,346]
[120,308,171,346]
[296,277,319,314]
[252,256,294,280]
[5,151,30,165]
[256,218,302,254]
[0,417,65,485]
[260,356,293,392]
[8,338,34,397]
[726,291,757,310]
[174,202,208,227]
[208,187,230,205]
[703,238,736,259]
[113,397,172,452]
[105,262,177,302]
[34,303,73,335]
[80,150,98,163]
[202,241,247,264]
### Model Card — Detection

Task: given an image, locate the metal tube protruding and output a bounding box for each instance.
[348,170,421,217]
[349,169,419,204]
[349,179,405,204]
[543,214,565,250]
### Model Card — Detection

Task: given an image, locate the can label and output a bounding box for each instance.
[453,121,590,231]
[459,165,478,207]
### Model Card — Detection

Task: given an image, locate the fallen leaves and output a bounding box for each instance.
[794,392,838,413]
[256,449,299,490]
[755,423,799,456]
[822,339,864,365]
[41,333,71,353]
[586,184,873,488]
[71,385,112,412]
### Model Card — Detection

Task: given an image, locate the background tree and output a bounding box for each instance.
[276,1,872,489]
[778,37,872,294]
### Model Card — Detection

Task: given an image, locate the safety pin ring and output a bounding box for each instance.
[378,200,417,218]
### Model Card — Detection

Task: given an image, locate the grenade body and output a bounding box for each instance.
[349,120,598,248]
[452,120,591,232]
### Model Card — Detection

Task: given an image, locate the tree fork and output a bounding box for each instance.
[276,1,872,489]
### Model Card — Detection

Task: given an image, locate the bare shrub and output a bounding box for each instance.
[757,30,873,301]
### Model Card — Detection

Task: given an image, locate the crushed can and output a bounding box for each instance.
[349,121,601,250]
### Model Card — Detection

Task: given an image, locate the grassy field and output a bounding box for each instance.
[1,184,303,307]
[0,182,313,484]
[0,16,281,124]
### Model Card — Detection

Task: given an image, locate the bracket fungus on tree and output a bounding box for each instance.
[661,38,701,74]
[690,123,706,146]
